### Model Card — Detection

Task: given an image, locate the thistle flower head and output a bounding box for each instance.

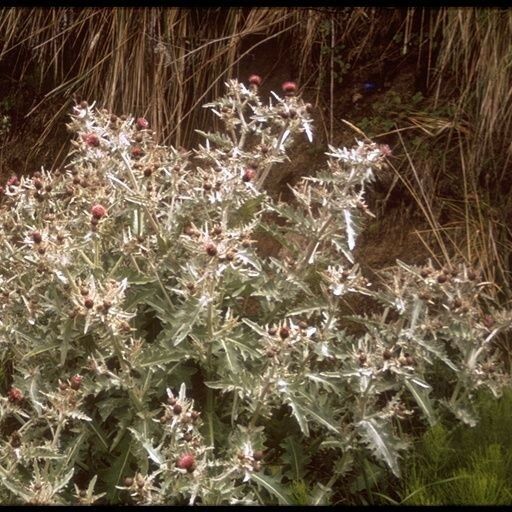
[282,81,297,95]
[91,204,107,219]
[248,74,262,87]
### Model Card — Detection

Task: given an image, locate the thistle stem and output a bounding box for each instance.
[297,213,334,271]
[248,367,273,431]
[256,121,290,189]
[205,278,216,449]
[148,260,174,310]
[120,152,160,235]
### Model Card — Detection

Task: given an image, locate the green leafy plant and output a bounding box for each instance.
[0,78,510,505]
[357,89,428,137]
[381,388,512,505]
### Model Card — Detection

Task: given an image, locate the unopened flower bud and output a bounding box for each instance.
[83,133,100,147]
[205,243,217,257]
[242,167,257,182]
[7,387,23,403]
[282,81,297,95]
[136,117,149,130]
[70,374,82,390]
[177,453,196,472]
[91,204,107,219]
[248,74,262,87]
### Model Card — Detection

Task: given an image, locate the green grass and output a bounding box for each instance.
[378,388,512,505]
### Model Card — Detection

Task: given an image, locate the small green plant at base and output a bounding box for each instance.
[0,78,510,505]
[380,388,512,505]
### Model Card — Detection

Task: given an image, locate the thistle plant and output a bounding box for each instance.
[0,77,510,505]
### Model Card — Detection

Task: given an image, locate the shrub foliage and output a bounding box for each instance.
[0,80,510,504]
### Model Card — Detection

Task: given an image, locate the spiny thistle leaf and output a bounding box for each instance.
[357,418,406,477]
[281,436,308,481]
[404,377,436,426]
[250,472,292,505]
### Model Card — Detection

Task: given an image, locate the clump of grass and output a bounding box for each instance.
[0,7,298,152]
[0,8,414,160]
[380,388,512,505]
[411,8,512,301]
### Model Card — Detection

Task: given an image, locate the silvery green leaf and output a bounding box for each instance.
[412,334,459,372]
[279,129,291,151]
[357,418,403,477]
[305,373,337,392]
[107,173,133,193]
[409,296,424,329]
[237,252,262,272]
[85,475,106,503]
[0,466,31,501]
[65,431,87,467]
[87,421,109,452]
[404,378,436,427]
[138,352,183,368]
[129,428,164,465]
[448,401,478,427]
[60,319,73,367]
[303,121,313,142]
[313,341,330,359]
[82,310,91,334]
[204,380,241,392]
[394,297,406,314]
[331,284,344,296]
[224,336,260,358]
[54,468,75,492]
[340,369,364,378]
[178,382,187,401]
[87,475,99,495]
[301,403,340,434]
[118,132,131,147]
[221,339,240,372]
[68,411,92,422]
[307,241,320,264]
[341,248,354,264]
[194,130,232,146]
[53,270,68,284]
[170,298,205,346]
[250,472,292,505]
[281,437,307,480]
[334,451,354,477]
[29,374,43,416]
[312,482,334,505]
[358,367,374,393]
[144,441,164,465]
[287,397,309,436]
[241,318,268,337]
[25,446,66,459]
[270,91,283,102]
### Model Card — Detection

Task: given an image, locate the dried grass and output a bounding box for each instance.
[0,6,509,298]
[0,7,296,151]
[427,8,512,298]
